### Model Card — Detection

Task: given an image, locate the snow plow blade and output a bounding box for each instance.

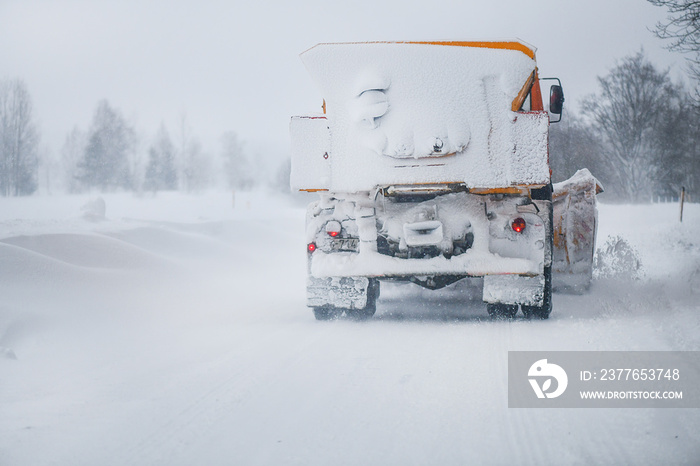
[552,169,603,293]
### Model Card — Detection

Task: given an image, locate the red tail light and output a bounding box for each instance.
[325,220,341,237]
[307,242,316,253]
[511,218,526,233]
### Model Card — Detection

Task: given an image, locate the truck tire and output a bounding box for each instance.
[344,305,376,320]
[521,266,552,319]
[313,307,343,320]
[487,303,519,319]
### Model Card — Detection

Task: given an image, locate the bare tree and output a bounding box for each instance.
[649,0,700,94]
[549,112,607,184]
[653,92,700,197]
[581,51,683,202]
[0,78,39,196]
[649,0,700,51]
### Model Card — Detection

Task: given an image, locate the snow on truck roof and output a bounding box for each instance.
[293,40,549,192]
[300,40,538,105]
[302,40,537,60]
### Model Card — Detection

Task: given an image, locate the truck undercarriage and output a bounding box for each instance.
[306,185,554,319]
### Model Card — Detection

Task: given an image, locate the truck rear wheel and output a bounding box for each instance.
[313,307,343,320]
[344,305,376,320]
[521,266,552,319]
[487,303,518,319]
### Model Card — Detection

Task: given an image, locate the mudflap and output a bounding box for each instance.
[552,169,603,293]
[307,276,372,309]
[483,274,546,306]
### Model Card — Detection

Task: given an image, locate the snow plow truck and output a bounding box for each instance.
[290,40,602,320]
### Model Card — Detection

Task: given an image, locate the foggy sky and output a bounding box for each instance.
[0,0,685,164]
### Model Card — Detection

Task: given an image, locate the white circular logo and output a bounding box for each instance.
[528,359,568,399]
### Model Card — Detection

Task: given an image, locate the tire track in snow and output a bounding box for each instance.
[112,320,329,465]
[492,319,552,466]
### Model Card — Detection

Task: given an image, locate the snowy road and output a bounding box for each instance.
[1,192,699,465]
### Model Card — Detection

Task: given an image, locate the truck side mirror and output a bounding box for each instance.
[550,85,564,115]
[540,77,564,123]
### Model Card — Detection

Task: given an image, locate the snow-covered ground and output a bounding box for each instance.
[1,191,698,465]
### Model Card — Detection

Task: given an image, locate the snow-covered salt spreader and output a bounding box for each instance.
[290,40,601,320]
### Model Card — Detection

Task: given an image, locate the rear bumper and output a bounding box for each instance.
[309,250,546,306]
[309,248,541,278]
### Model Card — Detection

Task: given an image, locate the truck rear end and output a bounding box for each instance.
[291,41,595,320]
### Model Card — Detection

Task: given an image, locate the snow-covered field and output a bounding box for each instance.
[1,191,698,465]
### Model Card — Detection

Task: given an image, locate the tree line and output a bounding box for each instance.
[2,63,696,202]
[0,79,39,196]
[550,0,699,202]
[550,50,699,202]
[58,100,287,195]
[1,1,698,201]
[0,88,290,197]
